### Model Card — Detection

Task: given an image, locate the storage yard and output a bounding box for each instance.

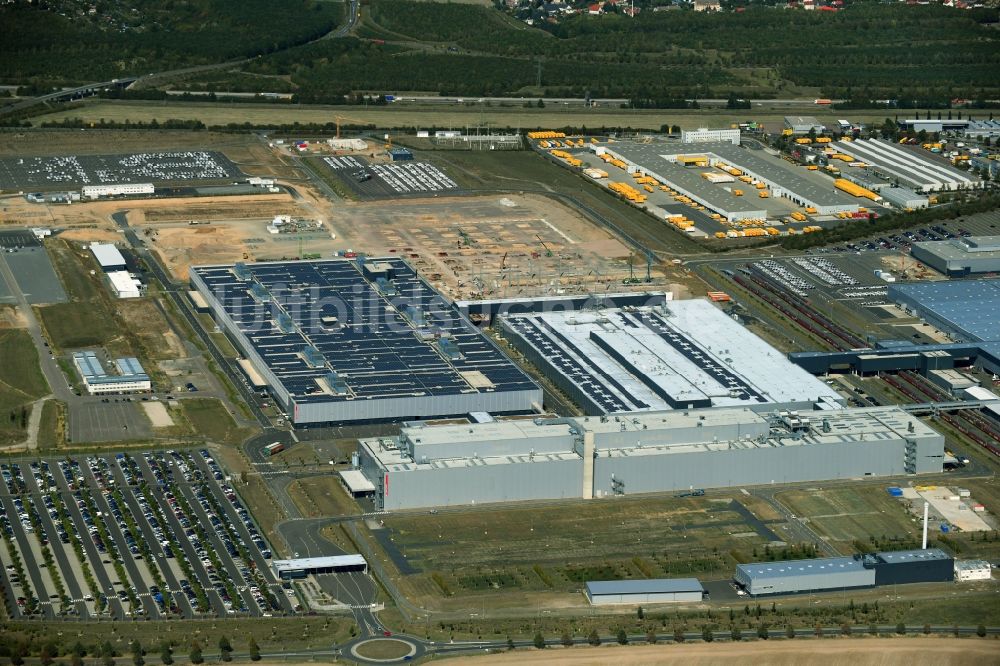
[0,450,290,620]
[321,156,459,197]
[0,151,243,190]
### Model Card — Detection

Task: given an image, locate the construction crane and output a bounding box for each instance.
[335,115,365,140]
[535,234,553,257]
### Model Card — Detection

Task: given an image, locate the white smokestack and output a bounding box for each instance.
[922,501,929,549]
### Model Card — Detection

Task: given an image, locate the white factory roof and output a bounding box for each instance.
[832,139,978,190]
[503,299,841,412]
[272,555,366,572]
[89,242,127,268]
[404,419,573,447]
[107,270,141,294]
[361,406,934,473]
[339,470,376,493]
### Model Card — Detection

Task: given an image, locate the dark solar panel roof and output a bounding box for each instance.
[193,259,537,403]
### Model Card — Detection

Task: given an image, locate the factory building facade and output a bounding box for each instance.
[734,549,954,596]
[910,237,1000,277]
[357,406,944,510]
[585,579,705,605]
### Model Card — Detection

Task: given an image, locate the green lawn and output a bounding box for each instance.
[0,329,49,446]
[36,399,65,450]
[36,301,120,350]
[776,486,920,547]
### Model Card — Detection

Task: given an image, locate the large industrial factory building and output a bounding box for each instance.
[191,258,541,425]
[358,406,944,510]
[500,300,843,414]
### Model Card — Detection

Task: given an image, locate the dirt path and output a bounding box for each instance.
[435,638,998,666]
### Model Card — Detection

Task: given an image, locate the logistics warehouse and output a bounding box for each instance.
[190,258,541,425]
[357,406,944,510]
[593,141,860,221]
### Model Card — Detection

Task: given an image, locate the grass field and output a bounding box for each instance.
[774,486,920,549]
[180,397,253,446]
[1,616,356,658]
[35,301,121,350]
[286,475,360,518]
[36,399,65,450]
[31,99,897,134]
[0,328,49,446]
[379,493,773,607]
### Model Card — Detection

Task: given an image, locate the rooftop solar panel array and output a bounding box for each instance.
[192,259,537,410]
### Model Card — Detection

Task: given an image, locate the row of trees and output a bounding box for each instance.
[2,636,259,666]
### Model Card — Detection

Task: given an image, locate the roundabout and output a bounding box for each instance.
[350,637,418,663]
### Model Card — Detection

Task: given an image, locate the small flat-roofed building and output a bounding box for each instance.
[784,116,825,134]
[106,270,142,299]
[271,555,367,579]
[880,187,928,210]
[339,470,376,498]
[735,556,875,596]
[89,242,127,272]
[585,578,704,605]
[911,237,1000,277]
[955,560,992,582]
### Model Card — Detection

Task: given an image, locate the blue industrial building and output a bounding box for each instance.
[734,549,954,596]
[191,258,541,425]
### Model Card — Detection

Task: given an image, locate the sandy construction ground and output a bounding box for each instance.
[436,638,998,666]
[141,401,174,428]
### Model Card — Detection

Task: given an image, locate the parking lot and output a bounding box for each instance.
[0,151,243,190]
[67,402,153,443]
[322,156,459,198]
[1,247,67,304]
[0,449,296,620]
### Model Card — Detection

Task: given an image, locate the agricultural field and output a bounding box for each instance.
[0,329,49,446]
[31,99,896,136]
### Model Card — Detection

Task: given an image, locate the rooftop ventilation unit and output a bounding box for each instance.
[302,345,325,368]
[250,282,271,303]
[234,261,252,281]
[276,312,295,333]
[326,370,349,394]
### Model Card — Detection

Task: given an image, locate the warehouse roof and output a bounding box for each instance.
[191,259,537,405]
[913,236,1000,262]
[89,242,126,268]
[876,548,951,564]
[586,578,704,596]
[737,556,866,580]
[272,555,366,572]
[833,139,978,190]
[500,299,842,414]
[889,280,1000,342]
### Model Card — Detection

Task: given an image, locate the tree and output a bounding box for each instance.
[673,627,684,643]
[786,625,795,639]
[647,630,657,644]
[189,642,203,665]
[71,653,84,666]
[977,625,986,637]
[757,624,770,640]
[131,641,144,666]
[101,642,116,666]
[841,624,852,637]
[218,637,232,662]
[247,638,260,662]
[702,626,714,643]
[923,623,931,635]
[731,627,742,641]
[159,641,173,666]
[506,636,515,651]
[896,622,906,635]
[40,645,54,666]
[536,98,545,108]
[588,629,601,646]
[533,632,545,649]
[616,628,628,645]
[560,631,573,647]
[637,606,644,620]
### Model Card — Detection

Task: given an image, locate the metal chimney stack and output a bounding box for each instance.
[922,501,929,549]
